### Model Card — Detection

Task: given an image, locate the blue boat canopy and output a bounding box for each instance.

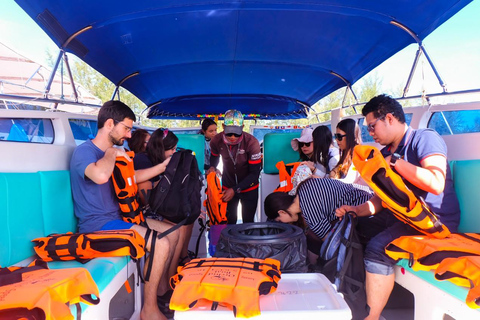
[15,0,472,119]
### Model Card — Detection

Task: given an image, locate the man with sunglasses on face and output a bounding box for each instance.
[207,109,262,224]
[336,94,460,320]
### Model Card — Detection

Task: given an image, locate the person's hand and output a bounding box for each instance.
[335,205,357,220]
[206,167,216,175]
[221,188,235,202]
[160,156,171,172]
[301,161,315,172]
[110,147,131,162]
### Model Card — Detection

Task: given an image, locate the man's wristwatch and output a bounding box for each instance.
[235,188,242,194]
[390,153,401,168]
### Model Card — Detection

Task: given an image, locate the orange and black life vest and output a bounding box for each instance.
[435,256,480,309]
[32,229,146,262]
[385,233,480,271]
[0,259,99,320]
[352,145,450,238]
[274,161,301,193]
[112,151,145,225]
[170,257,281,318]
[204,171,228,225]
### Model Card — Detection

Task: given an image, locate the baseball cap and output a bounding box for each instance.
[224,109,244,135]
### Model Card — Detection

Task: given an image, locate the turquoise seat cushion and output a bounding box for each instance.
[263,132,301,174]
[0,172,45,266]
[40,171,77,234]
[176,134,205,172]
[451,160,480,233]
[397,259,468,302]
[0,171,76,267]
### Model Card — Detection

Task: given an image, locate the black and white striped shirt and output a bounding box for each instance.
[297,178,373,239]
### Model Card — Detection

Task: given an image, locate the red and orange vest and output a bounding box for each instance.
[32,229,146,262]
[112,151,145,225]
[204,171,228,225]
[273,161,301,193]
[0,260,99,320]
[352,145,450,238]
[170,257,281,318]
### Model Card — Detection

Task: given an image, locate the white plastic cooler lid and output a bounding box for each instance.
[174,273,352,319]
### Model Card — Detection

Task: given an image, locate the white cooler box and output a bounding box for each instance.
[174,273,351,319]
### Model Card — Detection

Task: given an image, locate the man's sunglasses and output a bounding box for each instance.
[225,132,241,138]
[298,142,311,148]
[334,133,347,141]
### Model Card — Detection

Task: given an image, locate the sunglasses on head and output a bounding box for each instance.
[225,132,241,138]
[298,142,311,148]
[334,133,347,141]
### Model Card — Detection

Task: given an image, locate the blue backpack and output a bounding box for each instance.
[319,213,367,320]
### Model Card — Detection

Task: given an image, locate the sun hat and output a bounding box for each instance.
[291,127,314,151]
[224,109,244,135]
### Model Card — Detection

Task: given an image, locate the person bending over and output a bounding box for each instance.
[265,178,372,263]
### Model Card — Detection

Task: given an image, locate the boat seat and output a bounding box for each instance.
[0,170,139,319]
[394,159,480,319]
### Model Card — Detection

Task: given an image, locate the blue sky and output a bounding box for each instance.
[1,0,479,102]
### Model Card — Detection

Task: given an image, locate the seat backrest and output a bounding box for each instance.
[0,171,76,266]
[263,132,301,174]
[176,134,205,172]
[451,160,480,233]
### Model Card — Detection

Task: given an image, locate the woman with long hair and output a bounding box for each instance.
[330,118,363,183]
[200,118,217,171]
[302,125,339,178]
[127,128,150,154]
[133,128,178,204]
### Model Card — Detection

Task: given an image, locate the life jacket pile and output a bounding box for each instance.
[169,257,281,318]
[352,145,450,238]
[435,256,480,309]
[32,229,146,263]
[111,151,145,225]
[385,233,480,272]
[273,161,300,193]
[0,259,99,320]
[204,171,228,225]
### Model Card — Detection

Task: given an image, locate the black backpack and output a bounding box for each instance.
[318,214,367,320]
[148,149,202,230]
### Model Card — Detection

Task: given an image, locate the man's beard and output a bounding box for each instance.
[109,132,124,146]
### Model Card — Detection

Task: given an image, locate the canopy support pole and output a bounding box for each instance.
[111,72,140,101]
[330,71,358,113]
[44,25,93,100]
[391,20,447,94]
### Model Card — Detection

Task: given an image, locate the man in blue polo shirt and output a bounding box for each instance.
[336,94,460,320]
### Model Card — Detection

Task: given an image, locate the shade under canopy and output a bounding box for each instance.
[15,0,472,119]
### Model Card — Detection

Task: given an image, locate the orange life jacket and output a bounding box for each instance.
[112,151,145,224]
[0,259,99,320]
[204,171,228,225]
[385,233,480,271]
[352,145,450,238]
[273,161,301,193]
[170,257,281,318]
[435,256,480,309]
[32,229,146,262]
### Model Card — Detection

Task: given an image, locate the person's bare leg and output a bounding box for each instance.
[180,224,194,261]
[364,271,395,320]
[132,224,171,320]
[144,219,180,296]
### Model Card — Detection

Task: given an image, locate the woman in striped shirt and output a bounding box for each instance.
[265,178,372,259]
